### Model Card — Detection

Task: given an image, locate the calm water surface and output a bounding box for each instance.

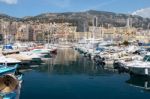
[20,49,150,99]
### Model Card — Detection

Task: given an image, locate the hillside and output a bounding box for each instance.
[0,10,150,31]
[0,13,20,21]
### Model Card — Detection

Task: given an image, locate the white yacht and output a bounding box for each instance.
[20,52,43,64]
[114,53,150,76]
[0,56,21,66]
[126,53,150,76]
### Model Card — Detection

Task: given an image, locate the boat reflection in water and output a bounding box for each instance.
[126,75,150,91]
[49,48,78,65]
[37,48,115,76]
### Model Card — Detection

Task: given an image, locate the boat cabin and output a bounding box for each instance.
[143,54,150,62]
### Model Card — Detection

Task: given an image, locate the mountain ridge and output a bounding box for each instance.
[0,10,150,31]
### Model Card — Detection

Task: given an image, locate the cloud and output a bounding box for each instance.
[132,7,150,18]
[0,0,18,4]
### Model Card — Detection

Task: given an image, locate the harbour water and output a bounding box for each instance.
[20,49,150,99]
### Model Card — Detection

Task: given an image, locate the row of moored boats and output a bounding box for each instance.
[74,39,150,76]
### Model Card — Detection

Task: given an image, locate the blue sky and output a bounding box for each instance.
[0,0,150,17]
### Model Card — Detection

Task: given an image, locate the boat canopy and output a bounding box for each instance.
[2,44,13,50]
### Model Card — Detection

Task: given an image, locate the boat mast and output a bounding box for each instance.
[92,16,97,53]
[48,23,51,49]
[93,16,98,42]
[148,23,150,41]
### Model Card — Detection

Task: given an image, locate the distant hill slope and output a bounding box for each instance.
[0,10,150,31]
[0,13,20,21]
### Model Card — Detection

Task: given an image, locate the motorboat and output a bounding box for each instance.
[20,52,43,64]
[2,44,19,55]
[126,54,150,76]
[31,49,52,61]
[113,54,143,69]
[6,54,32,65]
[0,56,21,66]
[114,53,150,76]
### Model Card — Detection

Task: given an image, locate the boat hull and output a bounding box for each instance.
[0,63,20,66]
[129,67,150,76]
[0,65,18,75]
[31,58,43,65]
